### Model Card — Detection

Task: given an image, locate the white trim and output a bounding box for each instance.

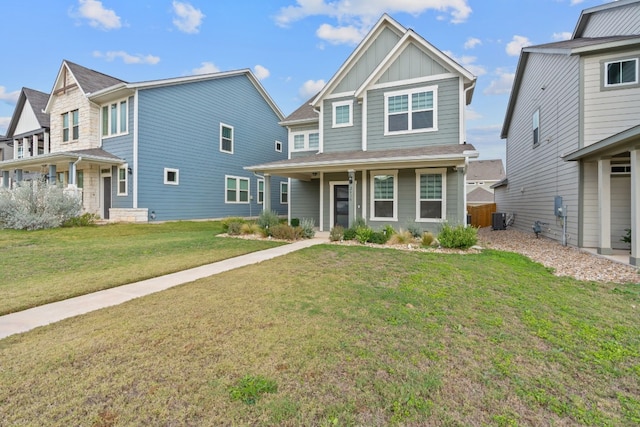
[361,93,367,151]
[133,91,139,208]
[275,140,283,153]
[290,130,320,153]
[220,123,234,154]
[280,181,289,204]
[100,97,129,138]
[319,172,324,231]
[318,105,324,153]
[257,178,264,204]
[225,175,250,204]
[415,168,447,223]
[324,91,356,100]
[332,100,353,128]
[368,73,458,93]
[384,85,438,136]
[329,180,350,229]
[361,169,368,220]
[164,168,179,185]
[117,164,128,196]
[369,169,398,222]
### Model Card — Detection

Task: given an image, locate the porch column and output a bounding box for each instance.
[2,171,9,188]
[43,132,50,154]
[68,161,76,186]
[597,158,612,255]
[458,166,466,225]
[33,135,39,156]
[23,137,30,158]
[630,149,640,266]
[348,169,356,227]
[13,139,18,158]
[48,165,57,185]
[263,174,271,213]
[16,169,23,182]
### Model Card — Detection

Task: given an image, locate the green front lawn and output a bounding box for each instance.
[0,222,284,315]
[1,245,638,425]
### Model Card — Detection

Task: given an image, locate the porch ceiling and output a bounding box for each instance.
[0,148,124,172]
[245,144,479,180]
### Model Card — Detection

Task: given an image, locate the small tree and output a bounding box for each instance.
[0,181,82,230]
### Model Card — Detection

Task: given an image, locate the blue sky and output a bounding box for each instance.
[0,0,614,162]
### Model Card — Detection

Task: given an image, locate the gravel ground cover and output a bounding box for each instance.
[477,227,639,284]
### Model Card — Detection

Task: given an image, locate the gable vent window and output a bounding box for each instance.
[611,164,631,175]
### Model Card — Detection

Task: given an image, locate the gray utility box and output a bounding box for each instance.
[492,212,506,230]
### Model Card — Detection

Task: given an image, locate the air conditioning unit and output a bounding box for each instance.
[492,212,506,230]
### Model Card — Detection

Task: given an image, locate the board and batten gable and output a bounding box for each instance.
[579,3,640,37]
[582,48,640,147]
[135,74,287,221]
[377,43,451,84]
[333,26,402,94]
[498,51,581,243]
[102,95,135,209]
[366,77,460,151]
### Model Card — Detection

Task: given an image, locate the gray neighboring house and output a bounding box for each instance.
[466,159,505,206]
[496,0,640,265]
[247,14,478,233]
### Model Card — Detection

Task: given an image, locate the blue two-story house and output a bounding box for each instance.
[0,60,288,222]
[247,14,478,232]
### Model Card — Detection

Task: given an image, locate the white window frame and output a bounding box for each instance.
[384,86,438,135]
[369,170,398,221]
[415,168,447,223]
[290,130,320,152]
[332,100,353,128]
[280,181,288,204]
[257,179,264,204]
[220,123,234,154]
[101,98,128,138]
[604,58,638,87]
[117,165,128,196]
[164,168,179,185]
[533,109,540,146]
[275,141,282,152]
[225,175,249,204]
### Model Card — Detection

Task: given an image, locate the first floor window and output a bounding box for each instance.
[371,171,397,220]
[226,176,249,203]
[258,179,264,204]
[164,168,179,185]
[416,169,446,221]
[117,166,127,195]
[220,123,234,153]
[280,181,288,204]
[605,58,638,87]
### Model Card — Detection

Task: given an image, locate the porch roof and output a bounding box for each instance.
[246,144,478,179]
[0,148,124,171]
[563,124,640,161]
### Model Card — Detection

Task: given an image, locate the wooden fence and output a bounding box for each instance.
[468,203,496,228]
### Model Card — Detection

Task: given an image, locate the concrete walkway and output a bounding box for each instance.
[0,237,327,340]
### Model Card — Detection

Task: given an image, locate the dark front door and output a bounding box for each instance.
[103,177,111,219]
[334,184,349,228]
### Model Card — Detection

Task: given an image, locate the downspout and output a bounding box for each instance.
[462,79,476,145]
[462,80,476,226]
[72,156,82,186]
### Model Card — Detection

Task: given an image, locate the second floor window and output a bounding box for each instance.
[605,58,638,87]
[533,109,540,146]
[220,123,234,153]
[385,86,437,135]
[102,99,128,137]
[63,110,79,142]
[291,131,319,152]
[332,100,353,128]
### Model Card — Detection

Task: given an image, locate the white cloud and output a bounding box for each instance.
[299,79,325,98]
[93,50,160,65]
[0,86,20,104]
[465,106,482,121]
[316,23,368,45]
[506,35,532,56]
[552,32,572,41]
[466,124,506,162]
[484,70,515,96]
[192,62,220,75]
[276,0,472,27]
[253,65,270,80]
[172,1,205,34]
[464,37,481,49]
[443,50,486,76]
[76,0,121,30]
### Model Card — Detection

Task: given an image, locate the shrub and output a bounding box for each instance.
[383,224,396,237]
[257,210,281,235]
[438,223,478,249]
[299,218,315,239]
[227,221,244,235]
[388,230,415,245]
[343,227,357,241]
[221,216,245,232]
[62,212,100,227]
[351,216,367,229]
[290,218,300,227]
[240,222,261,235]
[329,225,344,241]
[406,223,423,238]
[421,231,436,247]
[0,182,81,230]
[370,231,389,244]
[621,228,631,244]
[269,224,303,240]
[229,375,278,405]
[355,226,373,244]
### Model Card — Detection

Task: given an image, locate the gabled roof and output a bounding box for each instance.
[280,95,319,126]
[467,187,494,204]
[467,159,505,181]
[44,60,125,113]
[573,0,640,38]
[5,87,50,137]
